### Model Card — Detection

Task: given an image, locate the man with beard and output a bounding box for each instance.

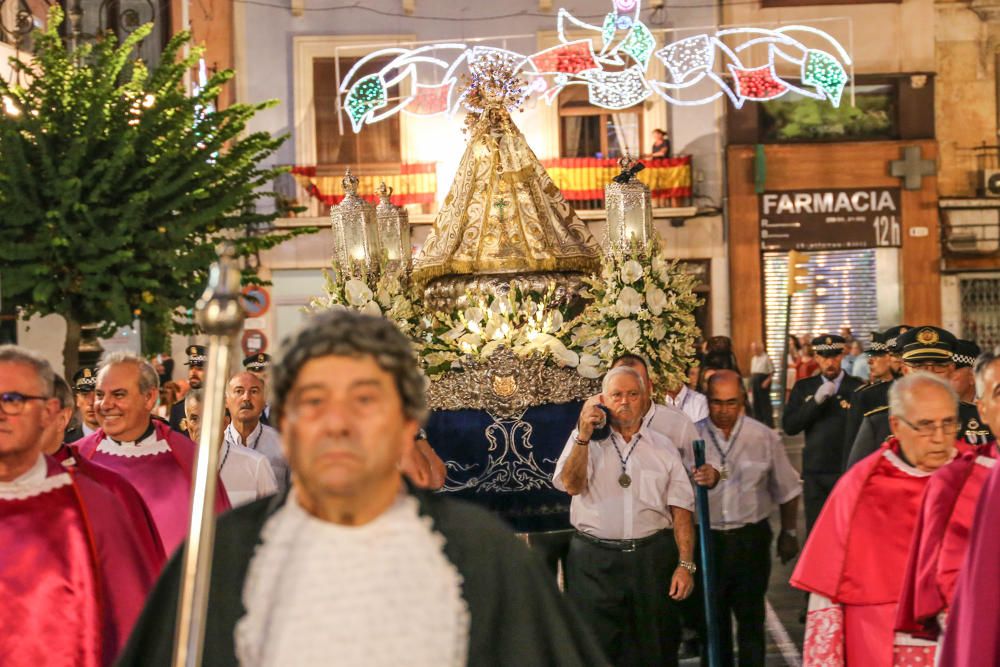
[0,346,160,666]
[73,352,230,555]
[64,366,100,442]
[783,335,864,537]
[169,345,205,433]
[224,371,289,494]
[555,365,695,667]
[118,310,607,667]
[696,370,802,667]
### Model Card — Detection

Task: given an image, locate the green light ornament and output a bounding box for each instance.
[345,74,388,132]
[802,50,847,107]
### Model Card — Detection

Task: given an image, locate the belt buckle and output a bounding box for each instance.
[622,540,637,553]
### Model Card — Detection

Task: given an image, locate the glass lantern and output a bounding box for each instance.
[330,168,380,274]
[376,180,411,274]
[604,155,654,254]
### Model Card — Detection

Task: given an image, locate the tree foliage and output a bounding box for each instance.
[0,7,311,367]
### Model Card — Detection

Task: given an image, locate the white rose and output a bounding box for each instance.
[617,319,642,351]
[651,319,666,341]
[620,259,644,284]
[616,285,643,316]
[544,310,564,333]
[464,307,484,324]
[577,363,602,379]
[345,278,373,307]
[361,300,382,317]
[645,286,668,316]
[547,339,580,367]
[580,353,601,368]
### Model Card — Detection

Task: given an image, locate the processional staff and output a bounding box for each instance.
[171,245,245,667]
[694,439,722,667]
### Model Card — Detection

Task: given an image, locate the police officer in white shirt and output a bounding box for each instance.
[184,389,277,508]
[554,365,695,667]
[696,370,802,667]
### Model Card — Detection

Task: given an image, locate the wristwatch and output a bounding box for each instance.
[678,559,697,574]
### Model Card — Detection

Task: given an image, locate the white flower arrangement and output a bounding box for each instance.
[310,239,701,390]
[571,239,702,398]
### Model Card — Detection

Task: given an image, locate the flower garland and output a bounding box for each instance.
[310,240,701,390]
[571,239,702,398]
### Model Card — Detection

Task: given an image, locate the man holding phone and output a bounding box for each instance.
[554,365,696,667]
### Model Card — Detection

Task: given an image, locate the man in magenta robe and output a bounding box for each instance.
[791,372,962,666]
[72,351,230,556]
[939,349,1000,666]
[0,345,160,667]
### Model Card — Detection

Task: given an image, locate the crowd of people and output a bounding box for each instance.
[3,311,1000,667]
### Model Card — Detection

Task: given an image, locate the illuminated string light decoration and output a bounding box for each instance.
[337,0,853,131]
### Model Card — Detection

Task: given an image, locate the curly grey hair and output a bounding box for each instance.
[271,309,427,424]
[99,351,160,395]
[0,345,55,395]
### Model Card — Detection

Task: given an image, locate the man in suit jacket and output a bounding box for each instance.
[783,334,863,536]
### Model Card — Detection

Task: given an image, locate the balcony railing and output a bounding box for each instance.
[289,155,693,216]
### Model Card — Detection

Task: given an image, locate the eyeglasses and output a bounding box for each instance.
[897,416,961,437]
[0,392,49,416]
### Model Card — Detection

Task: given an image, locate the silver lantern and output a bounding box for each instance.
[330,168,380,273]
[376,180,411,274]
[604,155,654,254]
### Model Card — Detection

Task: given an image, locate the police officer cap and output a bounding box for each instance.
[811,334,846,358]
[883,325,912,355]
[896,326,958,363]
[72,366,98,393]
[866,331,890,356]
[184,345,207,367]
[953,339,981,369]
[243,353,271,372]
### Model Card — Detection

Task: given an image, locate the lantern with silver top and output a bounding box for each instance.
[330,168,380,274]
[604,155,654,254]
[375,180,411,275]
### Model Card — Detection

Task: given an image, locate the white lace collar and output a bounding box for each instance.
[96,428,171,458]
[0,456,71,500]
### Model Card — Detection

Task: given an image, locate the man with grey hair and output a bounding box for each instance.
[554,363,695,667]
[793,373,961,664]
[224,370,289,494]
[0,345,161,665]
[118,310,607,667]
[73,351,231,556]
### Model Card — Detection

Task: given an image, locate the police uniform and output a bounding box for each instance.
[845,327,995,468]
[840,326,909,470]
[169,345,206,433]
[782,335,864,536]
[64,366,98,443]
[243,353,272,426]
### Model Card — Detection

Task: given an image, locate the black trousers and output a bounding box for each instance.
[699,520,773,667]
[803,473,840,537]
[565,530,682,667]
[749,374,774,427]
[526,529,573,578]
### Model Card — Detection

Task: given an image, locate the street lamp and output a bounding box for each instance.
[605,155,654,254]
[375,180,411,274]
[330,168,380,274]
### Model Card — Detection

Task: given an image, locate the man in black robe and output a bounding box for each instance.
[117,309,608,667]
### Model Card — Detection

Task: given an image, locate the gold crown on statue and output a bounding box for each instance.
[459,52,527,115]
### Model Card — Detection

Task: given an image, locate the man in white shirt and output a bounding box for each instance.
[696,370,802,667]
[224,371,289,494]
[664,381,709,423]
[749,341,775,427]
[554,365,696,667]
[186,389,277,508]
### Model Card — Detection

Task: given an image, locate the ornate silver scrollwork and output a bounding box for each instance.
[426,345,600,418]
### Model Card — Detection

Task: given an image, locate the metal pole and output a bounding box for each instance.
[778,292,792,413]
[171,245,245,667]
[693,439,721,667]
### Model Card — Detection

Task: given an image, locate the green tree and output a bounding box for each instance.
[0,8,311,372]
